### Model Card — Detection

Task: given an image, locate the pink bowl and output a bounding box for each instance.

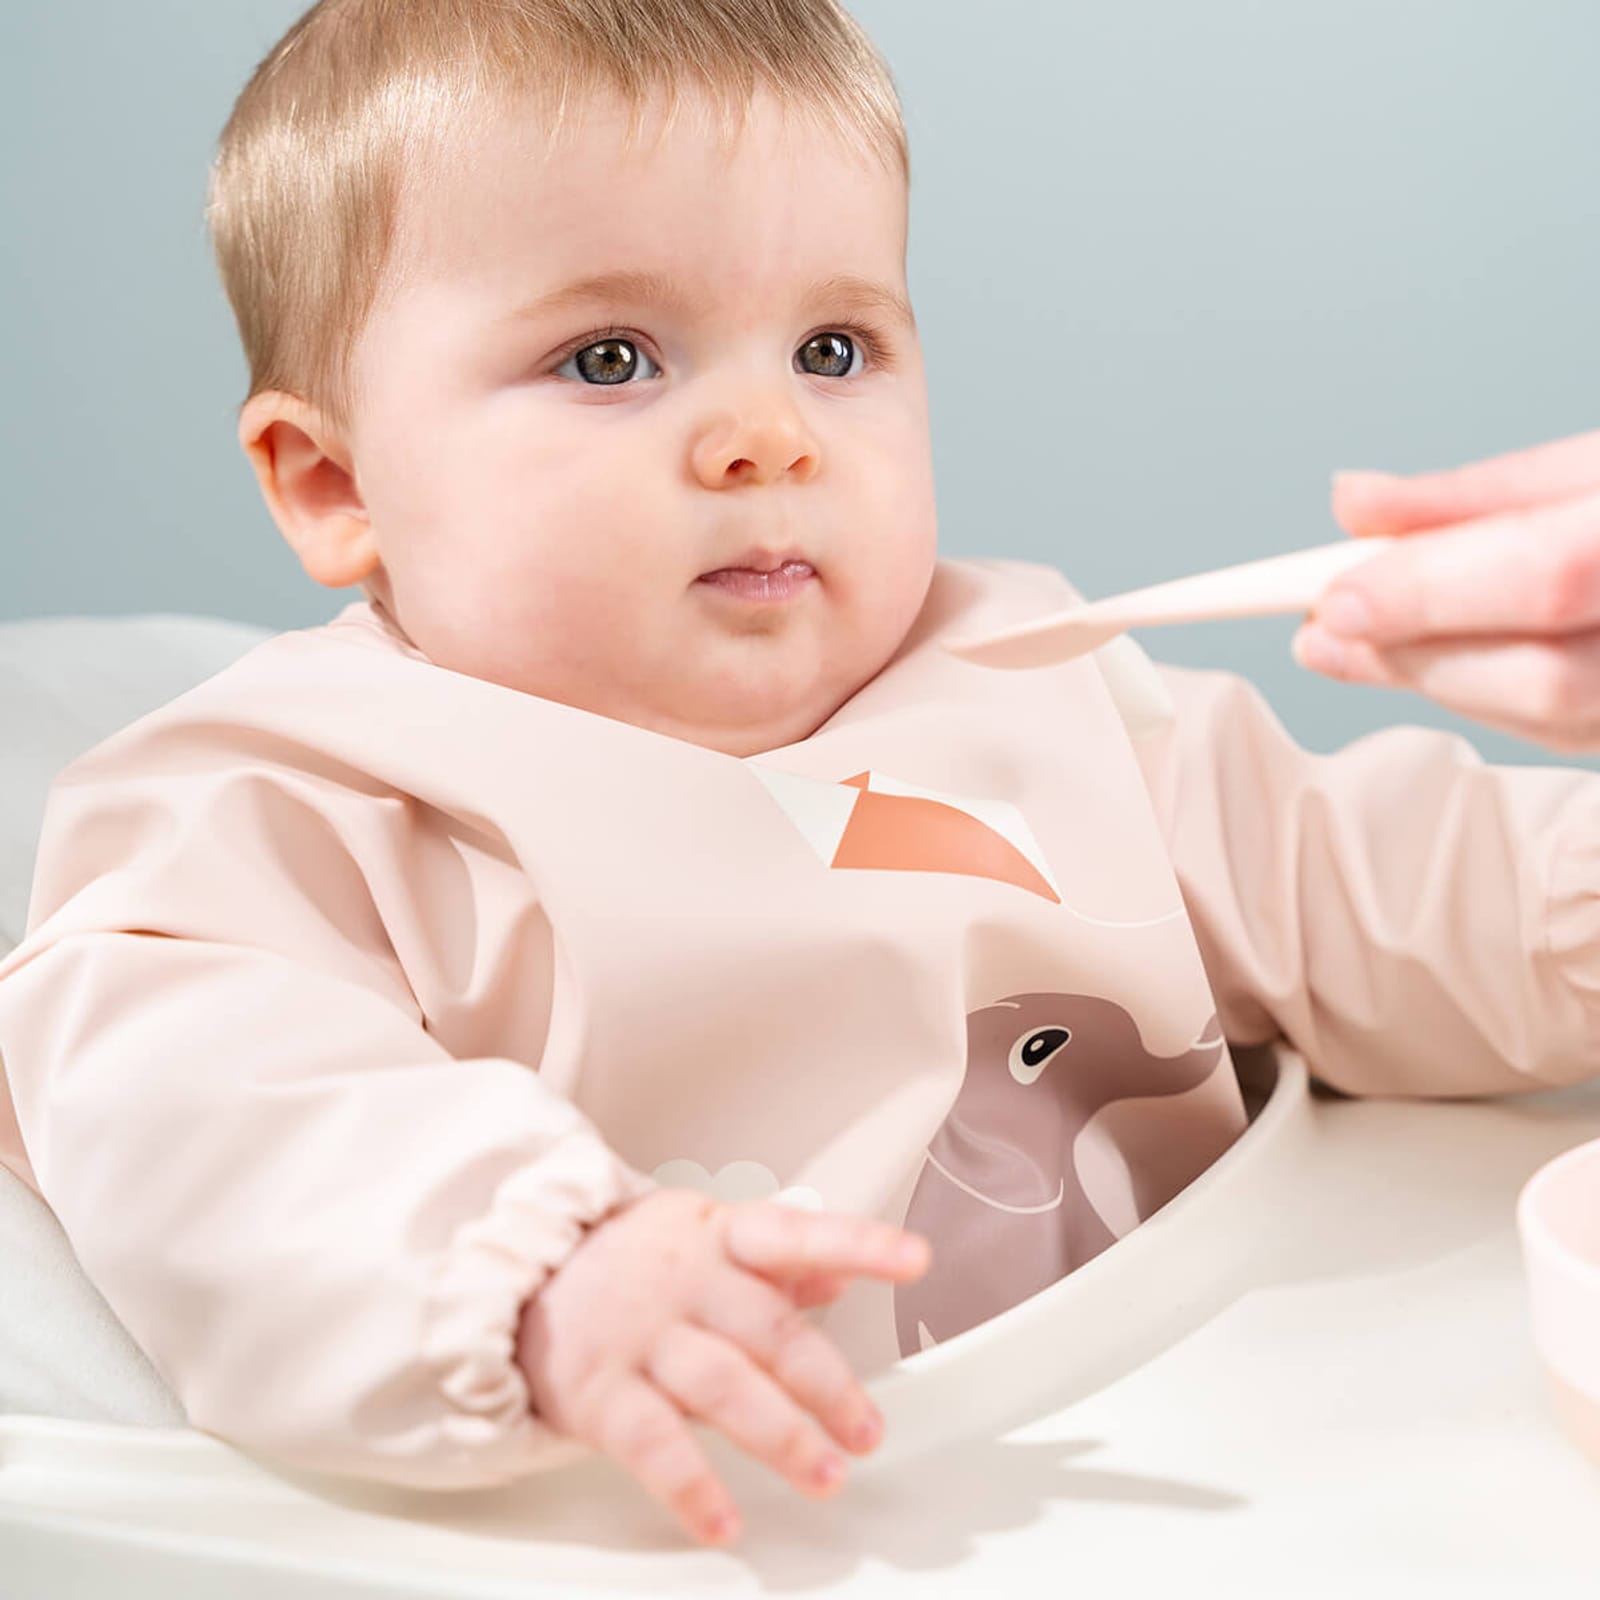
[1517,1136,1600,1465]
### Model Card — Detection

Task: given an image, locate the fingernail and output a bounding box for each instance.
[706,1510,742,1544]
[1317,590,1373,639]
[852,1411,883,1451]
[814,1453,848,1489]
[1293,626,1346,677]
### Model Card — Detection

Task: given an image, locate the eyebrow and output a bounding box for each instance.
[495,269,917,333]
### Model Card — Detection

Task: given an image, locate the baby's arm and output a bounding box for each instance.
[0,752,657,1488]
[1122,655,1599,1094]
[0,921,650,1485]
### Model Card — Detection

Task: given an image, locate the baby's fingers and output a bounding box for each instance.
[589,1376,743,1546]
[723,1203,931,1284]
[648,1324,851,1500]
[696,1266,883,1454]
[788,1272,849,1309]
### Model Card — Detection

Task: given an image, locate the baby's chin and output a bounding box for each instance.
[438,604,896,753]
[605,616,840,745]
[639,658,875,758]
[648,688,859,758]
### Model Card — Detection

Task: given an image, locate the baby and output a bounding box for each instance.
[2,0,1598,1554]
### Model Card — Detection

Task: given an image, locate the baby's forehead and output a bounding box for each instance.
[387,96,725,251]
[379,90,906,310]
[414,84,876,198]
[418,86,749,174]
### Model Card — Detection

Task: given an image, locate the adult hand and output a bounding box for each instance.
[1292,429,1600,753]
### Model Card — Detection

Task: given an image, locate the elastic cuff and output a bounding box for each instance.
[417,1127,657,1479]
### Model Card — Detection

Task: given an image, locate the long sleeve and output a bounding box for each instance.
[1117,651,1600,1096]
[0,740,654,1488]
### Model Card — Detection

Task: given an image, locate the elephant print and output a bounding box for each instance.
[894,994,1227,1357]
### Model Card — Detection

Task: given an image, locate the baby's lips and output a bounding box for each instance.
[699,542,816,578]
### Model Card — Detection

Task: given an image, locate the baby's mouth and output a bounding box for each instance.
[696,558,817,605]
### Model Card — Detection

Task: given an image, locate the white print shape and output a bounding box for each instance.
[745,767,857,865]
[652,1158,824,1212]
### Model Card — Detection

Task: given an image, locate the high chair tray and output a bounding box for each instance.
[3,1043,1599,1597]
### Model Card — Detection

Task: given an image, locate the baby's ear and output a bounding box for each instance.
[237,391,379,589]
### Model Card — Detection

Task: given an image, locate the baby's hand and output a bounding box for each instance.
[514,1187,931,1546]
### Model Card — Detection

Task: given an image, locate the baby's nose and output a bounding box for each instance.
[691,407,819,488]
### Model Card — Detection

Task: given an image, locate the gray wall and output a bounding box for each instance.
[3,1,1596,767]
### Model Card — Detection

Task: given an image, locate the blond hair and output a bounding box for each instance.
[205,0,910,439]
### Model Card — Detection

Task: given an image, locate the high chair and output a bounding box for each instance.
[2,613,1595,1595]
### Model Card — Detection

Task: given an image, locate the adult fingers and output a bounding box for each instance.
[647,1323,851,1500]
[721,1201,932,1285]
[586,1373,743,1546]
[1291,626,1600,754]
[1311,491,1600,647]
[1332,429,1600,537]
[693,1265,883,1454]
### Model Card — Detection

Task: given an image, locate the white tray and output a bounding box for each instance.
[6,1047,1598,1597]
[0,1046,1319,1596]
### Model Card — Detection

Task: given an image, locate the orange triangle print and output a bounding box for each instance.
[831,786,1061,903]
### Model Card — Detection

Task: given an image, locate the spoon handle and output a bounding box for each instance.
[946,536,1398,669]
[1082,535,1398,628]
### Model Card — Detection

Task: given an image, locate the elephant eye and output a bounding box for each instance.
[1008,1026,1072,1085]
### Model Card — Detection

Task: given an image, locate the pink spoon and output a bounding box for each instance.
[944,536,1400,669]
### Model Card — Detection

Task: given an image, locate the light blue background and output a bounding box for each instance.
[3,1,1596,766]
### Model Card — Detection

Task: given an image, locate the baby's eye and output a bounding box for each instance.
[556,337,663,386]
[553,329,872,386]
[796,332,863,379]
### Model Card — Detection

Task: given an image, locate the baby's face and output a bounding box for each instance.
[342,88,937,756]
